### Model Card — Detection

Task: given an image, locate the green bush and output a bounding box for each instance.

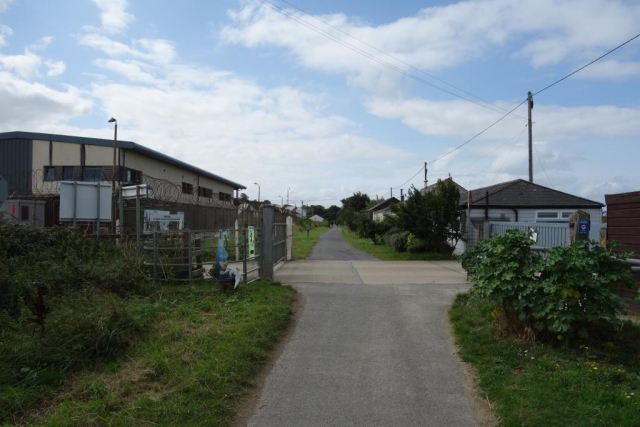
[384,230,409,252]
[462,229,637,339]
[0,220,152,318]
[0,219,157,422]
[355,214,390,245]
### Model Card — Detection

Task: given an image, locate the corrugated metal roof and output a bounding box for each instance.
[0,131,246,189]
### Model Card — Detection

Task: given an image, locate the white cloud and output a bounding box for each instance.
[576,59,640,80]
[0,24,12,46]
[78,33,176,65]
[93,58,157,84]
[45,59,66,77]
[0,50,42,79]
[0,0,12,12]
[28,36,53,51]
[0,71,91,129]
[365,96,640,142]
[222,0,640,90]
[92,0,134,34]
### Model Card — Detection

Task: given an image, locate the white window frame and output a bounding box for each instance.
[535,210,575,222]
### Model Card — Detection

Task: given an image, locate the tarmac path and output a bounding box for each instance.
[247,227,478,426]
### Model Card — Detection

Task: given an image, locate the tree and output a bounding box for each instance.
[338,192,371,230]
[356,213,391,245]
[326,205,341,223]
[390,180,462,254]
[262,199,271,204]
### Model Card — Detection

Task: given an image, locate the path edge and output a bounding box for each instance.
[230,287,306,427]
[443,301,500,427]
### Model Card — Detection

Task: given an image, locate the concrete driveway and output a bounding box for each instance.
[247,227,477,426]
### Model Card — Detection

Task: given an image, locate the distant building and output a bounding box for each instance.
[0,131,245,229]
[308,214,325,223]
[367,197,399,222]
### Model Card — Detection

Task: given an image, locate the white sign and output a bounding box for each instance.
[143,210,184,233]
[122,184,150,199]
[60,181,112,222]
[530,227,538,243]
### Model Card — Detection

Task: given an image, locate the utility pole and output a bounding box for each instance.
[528,91,534,183]
[424,162,428,188]
[390,187,393,198]
[287,187,290,206]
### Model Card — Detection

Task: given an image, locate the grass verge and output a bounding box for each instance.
[14,281,295,427]
[450,293,640,427]
[340,227,457,261]
[292,224,329,260]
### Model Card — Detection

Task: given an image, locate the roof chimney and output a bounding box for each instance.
[401,189,404,202]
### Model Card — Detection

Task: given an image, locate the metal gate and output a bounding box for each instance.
[144,227,262,285]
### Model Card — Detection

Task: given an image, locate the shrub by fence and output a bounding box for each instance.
[461,229,637,340]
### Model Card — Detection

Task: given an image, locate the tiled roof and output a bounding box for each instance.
[461,179,603,208]
[368,197,400,212]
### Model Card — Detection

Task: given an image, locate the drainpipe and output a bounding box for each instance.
[512,208,519,222]
[484,191,489,220]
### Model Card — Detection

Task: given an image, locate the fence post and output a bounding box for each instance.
[261,206,275,281]
[135,186,141,247]
[72,181,77,227]
[96,183,101,239]
[119,187,124,237]
[242,228,248,283]
[235,219,239,261]
[483,221,491,240]
[187,230,192,285]
[286,216,293,261]
[153,230,159,282]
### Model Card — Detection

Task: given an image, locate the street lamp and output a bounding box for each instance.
[278,195,284,207]
[108,117,117,234]
[254,182,260,203]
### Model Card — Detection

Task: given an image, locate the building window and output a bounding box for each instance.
[198,186,213,198]
[20,205,29,221]
[63,166,75,181]
[182,182,193,194]
[83,167,103,181]
[537,211,558,219]
[536,211,576,221]
[44,166,56,181]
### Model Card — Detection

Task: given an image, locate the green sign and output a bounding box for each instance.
[248,226,256,260]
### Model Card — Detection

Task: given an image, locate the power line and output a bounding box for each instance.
[491,127,525,184]
[270,0,527,121]
[533,142,554,188]
[428,99,528,165]
[533,31,640,96]
[257,0,527,121]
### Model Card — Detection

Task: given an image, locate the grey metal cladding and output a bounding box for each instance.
[0,138,32,195]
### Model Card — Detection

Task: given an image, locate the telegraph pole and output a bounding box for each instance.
[528,91,534,183]
[424,161,428,188]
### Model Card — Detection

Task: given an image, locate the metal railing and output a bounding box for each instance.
[143,228,262,285]
[487,221,569,249]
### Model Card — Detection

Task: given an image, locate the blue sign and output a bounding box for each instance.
[578,220,590,235]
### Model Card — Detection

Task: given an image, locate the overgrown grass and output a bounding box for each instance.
[341,227,456,261]
[292,224,329,260]
[450,293,640,427]
[15,281,295,427]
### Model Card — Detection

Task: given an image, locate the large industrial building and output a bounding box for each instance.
[0,131,245,230]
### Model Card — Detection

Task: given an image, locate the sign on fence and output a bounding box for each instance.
[248,226,256,259]
[143,210,184,233]
[59,181,112,222]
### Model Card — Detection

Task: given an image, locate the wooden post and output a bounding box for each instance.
[568,210,590,244]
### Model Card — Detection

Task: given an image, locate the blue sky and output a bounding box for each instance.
[1,0,639,207]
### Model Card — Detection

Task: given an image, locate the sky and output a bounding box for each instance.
[1,0,639,207]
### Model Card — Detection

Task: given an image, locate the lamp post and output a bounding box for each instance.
[108,117,117,234]
[254,182,260,203]
[278,195,284,208]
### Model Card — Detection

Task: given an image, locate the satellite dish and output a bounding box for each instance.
[0,175,7,205]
